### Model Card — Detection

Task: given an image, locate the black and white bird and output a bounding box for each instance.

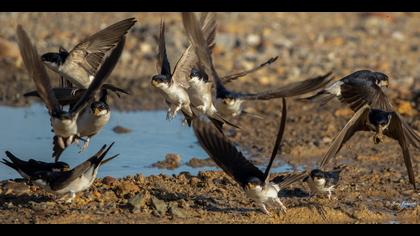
[1,151,70,180]
[303,165,346,199]
[319,104,418,189]
[304,70,390,111]
[41,18,136,89]
[193,98,306,215]
[181,12,333,119]
[30,142,118,203]
[17,25,125,161]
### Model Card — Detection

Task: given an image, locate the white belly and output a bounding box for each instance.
[214,99,244,117]
[188,79,213,112]
[163,84,191,106]
[56,167,98,194]
[244,184,279,204]
[77,110,110,137]
[52,117,78,138]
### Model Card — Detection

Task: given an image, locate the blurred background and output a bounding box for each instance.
[0,12,419,111]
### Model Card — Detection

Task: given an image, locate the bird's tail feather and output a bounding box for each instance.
[300,90,335,106]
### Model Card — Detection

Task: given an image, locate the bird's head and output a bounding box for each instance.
[151,74,171,88]
[90,101,110,117]
[189,68,209,82]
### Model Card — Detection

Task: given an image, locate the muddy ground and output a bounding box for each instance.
[0,12,419,224]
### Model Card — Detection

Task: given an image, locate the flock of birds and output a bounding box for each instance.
[1,13,418,215]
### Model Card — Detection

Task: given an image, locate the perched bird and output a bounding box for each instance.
[304,70,390,111]
[193,98,306,215]
[303,165,346,199]
[319,104,418,189]
[1,151,70,180]
[181,12,333,118]
[41,17,136,89]
[17,25,125,161]
[30,142,119,203]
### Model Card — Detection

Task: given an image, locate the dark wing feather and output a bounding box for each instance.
[68,18,136,76]
[172,12,217,88]
[237,72,333,101]
[271,171,308,188]
[263,98,287,182]
[192,119,264,188]
[70,37,125,115]
[340,80,393,112]
[319,105,371,169]
[50,143,115,191]
[16,25,61,114]
[155,20,172,77]
[221,56,279,84]
[385,113,416,189]
[181,13,225,92]
[399,117,420,149]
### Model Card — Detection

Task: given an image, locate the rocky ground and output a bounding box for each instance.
[0,12,419,224]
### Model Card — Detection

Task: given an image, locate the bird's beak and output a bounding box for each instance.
[94,108,102,116]
[373,126,385,144]
[151,79,158,87]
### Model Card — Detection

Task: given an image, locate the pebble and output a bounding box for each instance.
[102,176,117,186]
[168,202,187,218]
[128,192,150,211]
[151,196,168,216]
[151,153,181,170]
[186,157,216,168]
[246,34,262,47]
[112,125,132,134]
[115,181,140,197]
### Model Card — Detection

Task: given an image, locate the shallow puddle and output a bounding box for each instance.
[0,104,295,180]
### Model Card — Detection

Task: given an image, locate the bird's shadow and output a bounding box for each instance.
[278,187,311,198]
[0,193,52,207]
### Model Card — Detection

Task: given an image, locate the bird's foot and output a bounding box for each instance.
[276,198,288,213]
[78,138,90,153]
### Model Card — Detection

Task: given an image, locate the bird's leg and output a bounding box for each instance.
[166,103,182,121]
[65,191,76,204]
[275,198,288,213]
[79,137,90,153]
[327,186,335,200]
[259,203,271,215]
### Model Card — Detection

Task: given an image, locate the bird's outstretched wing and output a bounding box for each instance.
[385,113,416,189]
[319,105,371,169]
[67,18,136,78]
[192,119,264,188]
[16,25,61,115]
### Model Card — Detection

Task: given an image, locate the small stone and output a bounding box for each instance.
[102,176,117,186]
[116,181,140,197]
[397,101,416,117]
[2,181,31,196]
[151,153,181,170]
[102,191,118,202]
[186,157,216,168]
[335,108,354,118]
[151,196,168,216]
[0,37,20,60]
[392,31,405,41]
[246,34,262,47]
[112,125,132,134]
[168,202,187,218]
[128,192,150,211]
